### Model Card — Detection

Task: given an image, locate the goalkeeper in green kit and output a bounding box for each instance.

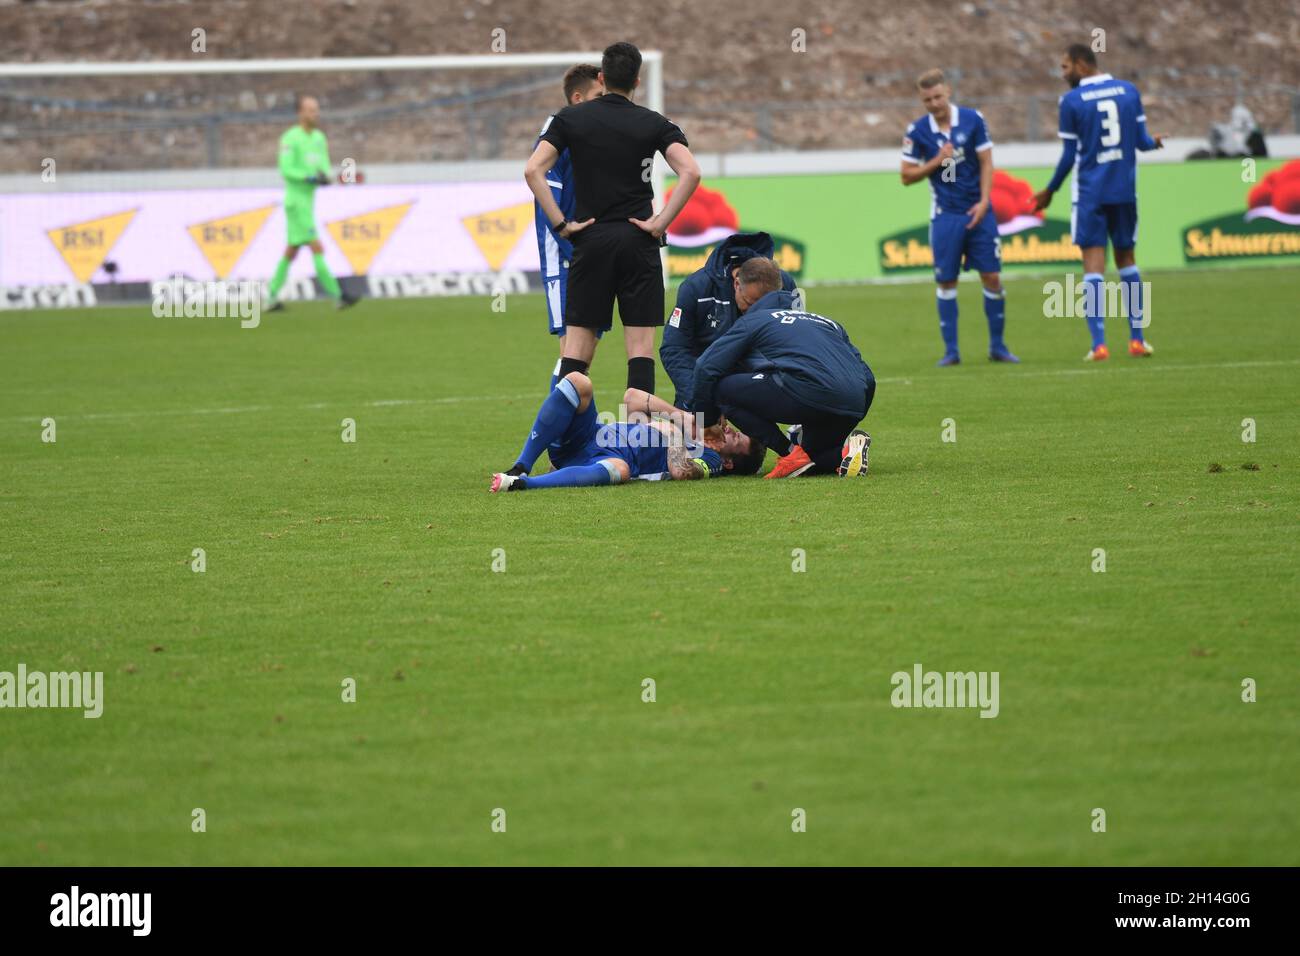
[266,95,357,311]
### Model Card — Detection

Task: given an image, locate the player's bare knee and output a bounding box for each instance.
[564,371,593,409]
[600,458,631,485]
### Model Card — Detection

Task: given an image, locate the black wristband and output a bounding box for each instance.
[553,219,569,233]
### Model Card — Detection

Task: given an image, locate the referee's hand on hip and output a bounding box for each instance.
[627,215,666,239]
[556,217,595,240]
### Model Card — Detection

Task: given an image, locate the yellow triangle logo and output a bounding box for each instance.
[324,202,415,275]
[462,200,534,271]
[186,205,277,278]
[46,208,138,283]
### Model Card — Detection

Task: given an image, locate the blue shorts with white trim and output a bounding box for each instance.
[543,268,569,336]
[1071,200,1138,251]
[930,210,1001,283]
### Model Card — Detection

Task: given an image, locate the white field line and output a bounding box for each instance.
[0,393,540,424]
[1006,358,1300,379]
[4,358,1298,424]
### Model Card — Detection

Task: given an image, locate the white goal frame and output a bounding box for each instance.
[0,52,668,213]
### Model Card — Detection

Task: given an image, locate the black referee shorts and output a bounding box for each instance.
[566,221,664,331]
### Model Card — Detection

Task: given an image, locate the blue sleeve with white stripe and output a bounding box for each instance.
[971,111,992,152]
[901,120,931,165]
[1057,94,1079,143]
[533,135,574,280]
[1133,88,1157,151]
[1047,95,1080,194]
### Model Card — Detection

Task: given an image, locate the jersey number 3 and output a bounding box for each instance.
[1096,100,1121,147]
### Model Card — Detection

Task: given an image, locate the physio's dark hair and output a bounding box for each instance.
[601,42,642,93]
[1065,43,1097,67]
[563,64,601,103]
[727,439,767,477]
[736,256,782,296]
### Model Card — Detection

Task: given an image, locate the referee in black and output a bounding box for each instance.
[525,41,702,395]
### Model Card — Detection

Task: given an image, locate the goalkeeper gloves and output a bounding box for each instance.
[305,173,331,186]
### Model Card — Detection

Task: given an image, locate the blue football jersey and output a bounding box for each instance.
[533,115,575,279]
[1057,74,1152,205]
[597,424,722,479]
[901,104,993,217]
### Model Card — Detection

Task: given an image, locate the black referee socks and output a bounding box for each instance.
[557,357,589,380]
[627,357,655,394]
[554,356,652,392]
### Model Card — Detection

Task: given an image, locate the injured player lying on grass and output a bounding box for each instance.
[491,372,766,491]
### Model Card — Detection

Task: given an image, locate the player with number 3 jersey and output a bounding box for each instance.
[1034,44,1166,361]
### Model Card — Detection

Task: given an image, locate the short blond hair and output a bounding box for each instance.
[917,69,946,90]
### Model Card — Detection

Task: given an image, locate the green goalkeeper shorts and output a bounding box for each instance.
[285,204,318,246]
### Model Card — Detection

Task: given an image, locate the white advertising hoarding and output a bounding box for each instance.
[0,181,543,286]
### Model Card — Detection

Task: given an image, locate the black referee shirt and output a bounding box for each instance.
[539,92,688,224]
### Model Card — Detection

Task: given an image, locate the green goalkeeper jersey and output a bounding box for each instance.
[278,125,331,211]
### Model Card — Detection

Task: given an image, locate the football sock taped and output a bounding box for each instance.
[514,377,580,473]
[936,288,959,355]
[627,357,655,394]
[1119,265,1145,342]
[982,286,1006,351]
[519,462,616,490]
[267,257,291,302]
[1083,272,1106,348]
[549,357,563,392]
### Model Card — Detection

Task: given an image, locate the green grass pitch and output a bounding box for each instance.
[1,266,1297,866]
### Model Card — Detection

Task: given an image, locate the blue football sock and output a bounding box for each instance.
[1119,265,1145,342]
[1082,273,1106,349]
[983,286,1006,351]
[514,378,580,473]
[936,288,959,355]
[520,462,615,490]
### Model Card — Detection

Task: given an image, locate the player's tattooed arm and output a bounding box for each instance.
[666,444,706,481]
[625,388,699,437]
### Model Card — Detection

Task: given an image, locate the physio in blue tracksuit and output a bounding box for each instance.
[660,231,800,410]
[692,258,875,477]
[534,65,605,391]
